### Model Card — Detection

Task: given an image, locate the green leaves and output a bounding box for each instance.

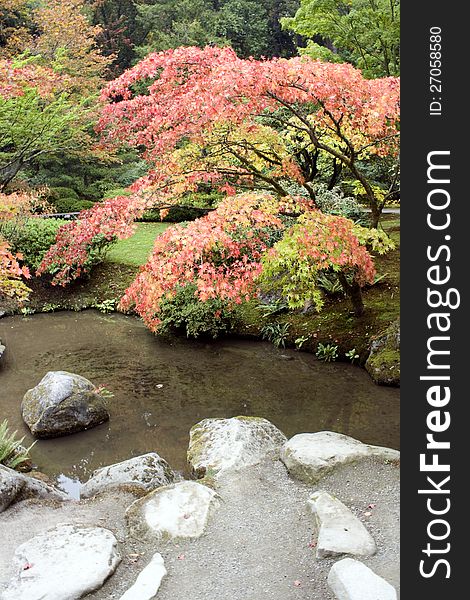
[282,0,400,78]
[0,419,35,471]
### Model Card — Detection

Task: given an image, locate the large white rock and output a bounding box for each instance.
[308,491,376,558]
[126,480,219,540]
[281,431,400,483]
[0,524,121,600]
[21,371,109,438]
[328,558,397,600]
[119,553,166,600]
[188,416,287,478]
[0,464,67,513]
[81,453,174,498]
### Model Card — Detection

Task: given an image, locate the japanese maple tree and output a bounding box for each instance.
[261,211,379,316]
[97,45,400,226]
[119,192,287,332]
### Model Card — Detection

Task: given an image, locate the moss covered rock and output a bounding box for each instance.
[21,371,109,438]
[365,320,400,386]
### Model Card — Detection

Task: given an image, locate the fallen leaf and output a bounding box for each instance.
[294,580,301,587]
[308,541,317,548]
[367,503,376,509]
[22,563,33,571]
[364,511,372,517]
[177,554,185,560]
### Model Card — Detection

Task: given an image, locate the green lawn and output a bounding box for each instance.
[105,222,170,266]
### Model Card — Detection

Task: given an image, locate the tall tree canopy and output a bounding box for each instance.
[282,0,400,78]
[136,0,299,59]
[0,0,112,189]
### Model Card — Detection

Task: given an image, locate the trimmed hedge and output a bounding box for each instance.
[52,198,95,213]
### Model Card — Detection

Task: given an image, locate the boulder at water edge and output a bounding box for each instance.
[188,416,287,478]
[81,452,175,498]
[0,524,121,600]
[308,490,376,559]
[21,371,109,438]
[328,558,397,600]
[365,320,400,386]
[126,480,219,540]
[0,464,67,513]
[280,431,400,484]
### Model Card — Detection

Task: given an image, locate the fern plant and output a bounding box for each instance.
[0,420,35,471]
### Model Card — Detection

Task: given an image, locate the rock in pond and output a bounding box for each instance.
[365,320,400,386]
[0,524,121,600]
[81,452,175,498]
[188,416,287,478]
[126,480,219,540]
[119,553,166,600]
[21,371,109,438]
[280,431,399,484]
[328,558,397,600]
[0,464,67,513]
[308,491,376,559]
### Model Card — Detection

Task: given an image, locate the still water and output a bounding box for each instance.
[0,311,399,493]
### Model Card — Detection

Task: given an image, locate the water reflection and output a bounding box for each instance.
[0,311,399,481]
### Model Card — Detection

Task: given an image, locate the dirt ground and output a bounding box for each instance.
[0,457,399,600]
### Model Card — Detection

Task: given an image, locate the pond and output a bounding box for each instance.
[0,311,399,496]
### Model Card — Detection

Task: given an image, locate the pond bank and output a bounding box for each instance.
[0,217,400,385]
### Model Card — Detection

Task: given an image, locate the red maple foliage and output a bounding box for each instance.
[119,193,287,331]
[39,47,399,287]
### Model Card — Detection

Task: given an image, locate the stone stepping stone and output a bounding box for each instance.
[21,371,109,438]
[119,553,166,600]
[308,491,376,558]
[0,524,121,600]
[188,416,287,478]
[126,480,219,540]
[280,431,400,484]
[328,558,397,600]
[81,452,174,498]
[0,464,67,513]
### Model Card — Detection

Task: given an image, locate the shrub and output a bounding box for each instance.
[102,188,131,199]
[0,218,67,270]
[48,187,79,201]
[158,284,233,338]
[139,205,211,223]
[52,198,95,213]
[313,183,367,223]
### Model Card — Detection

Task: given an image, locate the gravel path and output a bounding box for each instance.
[0,458,399,599]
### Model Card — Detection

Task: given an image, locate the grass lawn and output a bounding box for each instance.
[105,222,170,266]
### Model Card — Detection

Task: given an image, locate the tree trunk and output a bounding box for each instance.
[369,203,381,229]
[0,158,24,191]
[338,272,365,317]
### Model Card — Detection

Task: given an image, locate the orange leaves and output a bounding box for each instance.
[0,240,30,301]
[119,193,285,332]
[97,47,399,200]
